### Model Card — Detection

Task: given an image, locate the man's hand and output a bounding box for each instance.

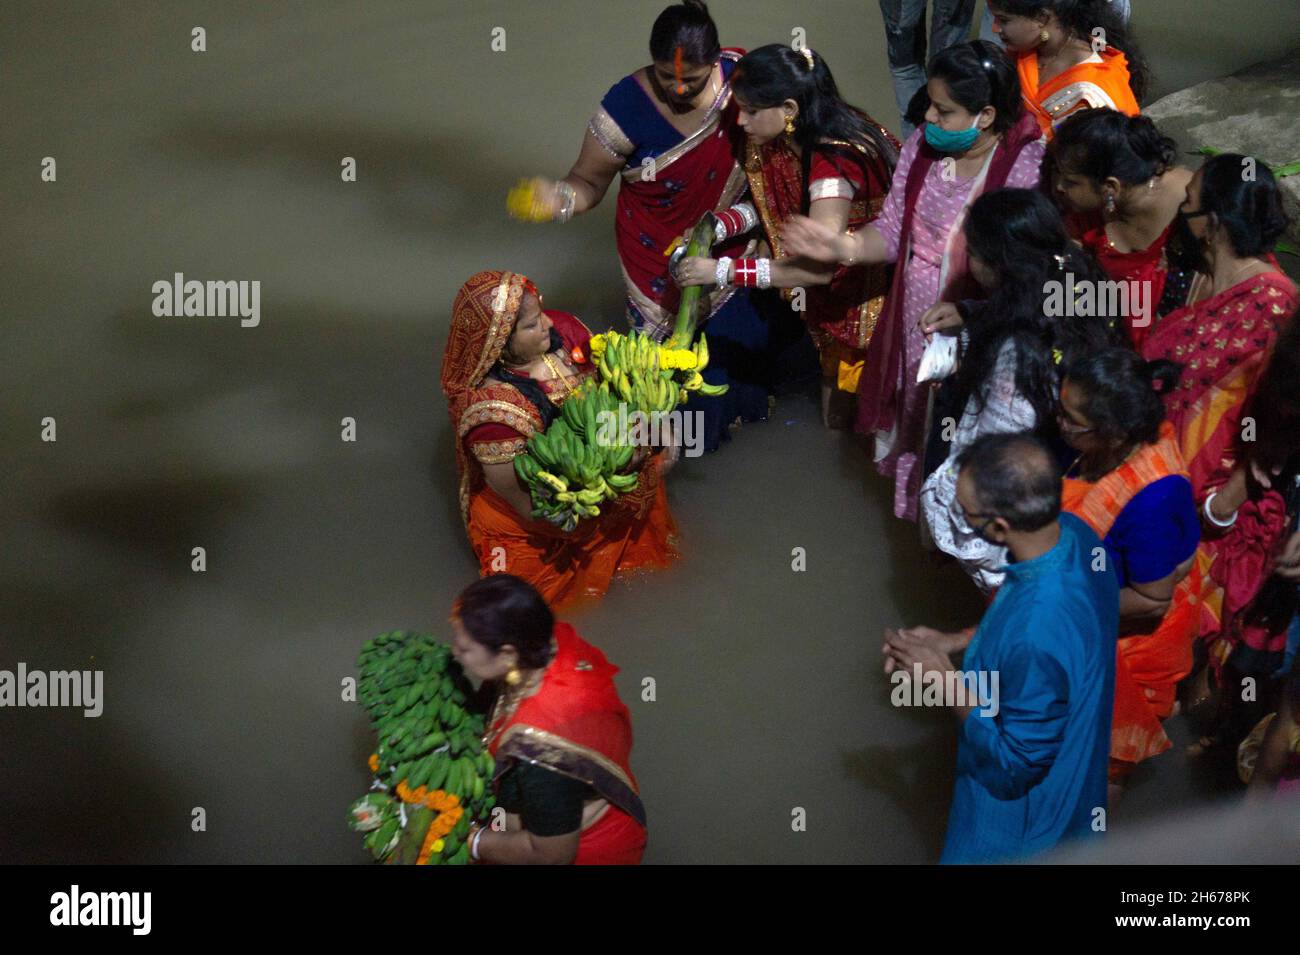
[883,628,956,680]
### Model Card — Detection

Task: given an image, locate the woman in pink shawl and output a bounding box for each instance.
[782,41,1044,520]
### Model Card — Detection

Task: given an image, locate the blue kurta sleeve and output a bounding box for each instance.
[956,636,1071,800]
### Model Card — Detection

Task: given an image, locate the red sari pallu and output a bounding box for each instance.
[485,623,647,865]
[1141,269,1298,660]
[440,271,678,610]
[742,126,899,392]
[1144,265,1294,670]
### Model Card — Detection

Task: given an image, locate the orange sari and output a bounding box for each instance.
[1017,47,1139,140]
[441,271,678,610]
[1062,423,1201,777]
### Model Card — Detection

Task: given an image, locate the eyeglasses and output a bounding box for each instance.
[957,503,1000,538]
[1055,409,1096,436]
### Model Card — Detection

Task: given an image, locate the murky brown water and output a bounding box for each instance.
[3,0,1297,862]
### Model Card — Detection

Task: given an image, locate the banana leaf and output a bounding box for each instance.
[667,211,719,348]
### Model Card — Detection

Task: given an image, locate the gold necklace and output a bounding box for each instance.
[1213,259,1264,296]
[541,351,579,400]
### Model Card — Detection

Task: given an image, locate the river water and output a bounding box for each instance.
[3,0,1298,862]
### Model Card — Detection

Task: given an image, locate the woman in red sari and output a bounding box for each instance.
[987,0,1144,139]
[673,43,899,428]
[1049,109,1199,350]
[450,575,647,865]
[1057,349,1201,801]
[440,271,677,610]
[1139,154,1296,747]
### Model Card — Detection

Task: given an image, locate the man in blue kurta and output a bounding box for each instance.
[886,432,1118,863]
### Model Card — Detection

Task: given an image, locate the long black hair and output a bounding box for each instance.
[649,0,719,65]
[990,0,1150,102]
[732,44,898,175]
[1051,108,1178,186]
[453,574,555,670]
[1062,347,1179,447]
[1242,311,1300,481]
[927,39,1022,133]
[957,188,1119,427]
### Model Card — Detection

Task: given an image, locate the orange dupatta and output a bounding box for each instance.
[1061,423,1200,771]
[1017,47,1139,140]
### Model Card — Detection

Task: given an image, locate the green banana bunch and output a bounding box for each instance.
[351,630,499,864]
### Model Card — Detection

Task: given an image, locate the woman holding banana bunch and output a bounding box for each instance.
[672,44,899,429]
[441,271,678,609]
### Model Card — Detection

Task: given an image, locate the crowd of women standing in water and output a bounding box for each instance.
[436,1,1300,863]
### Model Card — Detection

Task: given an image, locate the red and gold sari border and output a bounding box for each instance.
[494,723,646,828]
[457,395,543,440]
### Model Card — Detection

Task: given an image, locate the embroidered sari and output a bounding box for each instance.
[1062,422,1201,777]
[589,49,755,339]
[1017,47,1140,140]
[1141,269,1298,661]
[742,127,899,392]
[486,622,647,864]
[440,271,678,609]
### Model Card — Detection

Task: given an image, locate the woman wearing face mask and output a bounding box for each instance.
[449,575,647,865]
[1057,348,1201,803]
[1049,109,1198,349]
[672,43,900,429]
[917,189,1115,593]
[782,40,1043,519]
[511,2,769,452]
[440,271,678,610]
[987,0,1144,140]
[1141,154,1296,501]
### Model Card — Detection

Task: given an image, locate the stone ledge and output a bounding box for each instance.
[1144,46,1300,277]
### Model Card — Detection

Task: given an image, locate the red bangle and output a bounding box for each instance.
[715,208,746,239]
[732,258,759,287]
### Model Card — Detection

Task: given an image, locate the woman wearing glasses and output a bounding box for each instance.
[1057,348,1201,803]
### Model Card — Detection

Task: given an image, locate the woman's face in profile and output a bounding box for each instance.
[450,618,512,683]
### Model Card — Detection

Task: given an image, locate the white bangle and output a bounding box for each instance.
[715,256,733,288]
[470,825,485,862]
[756,257,772,290]
[1203,490,1238,528]
[554,181,576,223]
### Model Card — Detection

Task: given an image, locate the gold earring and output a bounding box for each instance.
[504,667,522,686]
[1039,29,1051,43]
[784,115,795,136]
